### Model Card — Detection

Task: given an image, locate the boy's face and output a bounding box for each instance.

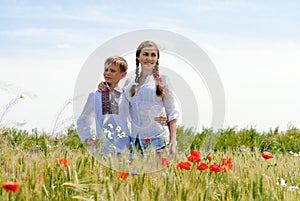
[103,64,127,85]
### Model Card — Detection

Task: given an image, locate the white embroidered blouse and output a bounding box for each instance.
[121,74,180,147]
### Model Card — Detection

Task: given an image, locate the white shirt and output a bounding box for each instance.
[121,74,179,148]
[76,85,130,153]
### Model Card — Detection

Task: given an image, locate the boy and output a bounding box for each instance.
[77,56,130,153]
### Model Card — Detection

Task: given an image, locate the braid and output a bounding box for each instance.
[153,62,165,97]
[130,58,140,97]
[134,58,140,83]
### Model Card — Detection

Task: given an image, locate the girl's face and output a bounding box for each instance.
[137,46,158,70]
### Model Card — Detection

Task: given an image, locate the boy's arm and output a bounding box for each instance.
[76,93,95,143]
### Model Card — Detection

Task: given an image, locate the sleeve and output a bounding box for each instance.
[115,89,131,136]
[162,75,180,122]
[76,92,95,142]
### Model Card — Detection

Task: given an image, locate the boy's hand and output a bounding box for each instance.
[85,138,99,146]
[154,115,168,126]
[98,81,109,92]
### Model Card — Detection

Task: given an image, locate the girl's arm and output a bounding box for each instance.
[161,75,180,154]
[168,119,177,154]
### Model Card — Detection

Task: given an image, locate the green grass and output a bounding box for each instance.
[0,125,299,200]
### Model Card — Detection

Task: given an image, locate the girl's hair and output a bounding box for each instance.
[104,56,128,72]
[131,40,165,97]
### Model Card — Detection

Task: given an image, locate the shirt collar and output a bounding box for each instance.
[112,84,122,94]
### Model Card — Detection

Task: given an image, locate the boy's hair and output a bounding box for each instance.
[104,56,128,72]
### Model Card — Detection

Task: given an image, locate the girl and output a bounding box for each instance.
[122,40,179,155]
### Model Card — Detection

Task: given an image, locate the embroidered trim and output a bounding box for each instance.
[102,91,120,114]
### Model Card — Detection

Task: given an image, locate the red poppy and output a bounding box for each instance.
[262,151,274,160]
[222,158,227,166]
[118,172,129,180]
[221,158,234,170]
[176,162,191,170]
[2,181,21,193]
[187,150,201,163]
[207,155,212,162]
[191,150,200,157]
[197,163,208,171]
[144,137,151,143]
[209,164,225,172]
[59,158,70,167]
[161,158,170,167]
[226,158,234,170]
[227,161,234,170]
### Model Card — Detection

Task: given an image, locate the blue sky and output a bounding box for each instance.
[1,0,300,133]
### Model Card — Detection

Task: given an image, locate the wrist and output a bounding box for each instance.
[85,137,94,145]
[169,140,177,146]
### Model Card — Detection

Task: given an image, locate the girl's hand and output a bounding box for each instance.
[169,140,177,154]
[98,81,109,92]
[154,115,168,126]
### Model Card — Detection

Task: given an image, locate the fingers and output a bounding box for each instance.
[154,116,168,125]
[86,138,99,146]
[169,142,177,154]
[169,145,175,154]
[98,82,103,90]
[158,114,167,121]
[98,81,108,92]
